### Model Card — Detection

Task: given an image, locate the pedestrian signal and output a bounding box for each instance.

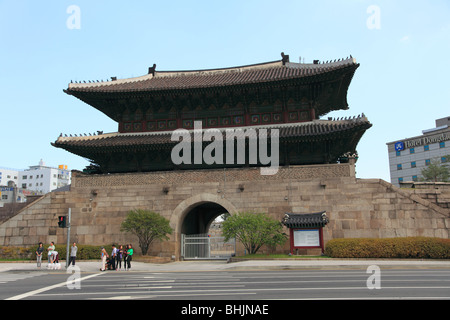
[58,216,67,228]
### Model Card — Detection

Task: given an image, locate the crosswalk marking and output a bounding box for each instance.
[0,272,47,285]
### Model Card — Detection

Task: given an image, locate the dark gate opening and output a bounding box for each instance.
[181,202,235,260]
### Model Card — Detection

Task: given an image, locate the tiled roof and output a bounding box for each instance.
[65,56,358,93]
[282,212,329,228]
[52,116,371,151]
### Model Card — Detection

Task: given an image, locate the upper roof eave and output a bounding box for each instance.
[52,116,372,148]
[65,56,359,95]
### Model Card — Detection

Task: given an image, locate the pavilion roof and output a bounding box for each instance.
[64,54,358,94]
[282,212,329,229]
[52,116,371,153]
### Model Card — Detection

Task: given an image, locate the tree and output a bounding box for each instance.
[120,209,173,255]
[421,157,450,182]
[222,211,287,255]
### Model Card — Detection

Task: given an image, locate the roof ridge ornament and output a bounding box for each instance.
[148,64,156,76]
[281,52,290,65]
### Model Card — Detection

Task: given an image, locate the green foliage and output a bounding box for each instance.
[0,244,113,261]
[420,157,450,182]
[325,237,450,259]
[120,209,173,255]
[222,211,287,255]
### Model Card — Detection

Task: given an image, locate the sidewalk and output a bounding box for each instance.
[2,259,450,273]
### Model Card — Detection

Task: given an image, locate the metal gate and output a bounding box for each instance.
[181,234,235,260]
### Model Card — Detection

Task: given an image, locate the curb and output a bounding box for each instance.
[2,259,450,273]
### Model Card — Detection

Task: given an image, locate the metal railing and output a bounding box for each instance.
[181,233,235,260]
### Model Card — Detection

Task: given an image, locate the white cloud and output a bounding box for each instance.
[400,35,411,43]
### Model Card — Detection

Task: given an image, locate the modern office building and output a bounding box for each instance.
[387,116,450,186]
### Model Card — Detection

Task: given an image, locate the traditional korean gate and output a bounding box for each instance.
[181,234,235,260]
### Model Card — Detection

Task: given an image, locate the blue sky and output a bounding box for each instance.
[1,0,449,182]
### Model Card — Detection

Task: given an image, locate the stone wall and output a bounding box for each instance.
[0,163,449,259]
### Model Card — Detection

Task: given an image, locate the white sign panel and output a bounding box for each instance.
[293,229,320,247]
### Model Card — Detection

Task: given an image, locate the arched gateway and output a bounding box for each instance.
[171,194,238,259]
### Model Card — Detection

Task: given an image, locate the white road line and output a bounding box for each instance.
[29,285,450,298]
[5,273,104,300]
[89,292,255,300]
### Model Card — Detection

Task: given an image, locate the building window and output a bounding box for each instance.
[440,141,446,148]
[425,159,431,166]
[442,157,448,163]
[411,161,416,168]
[410,148,415,154]
[412,175,418,182]
[397,164,402,170]
[398,177,404,183]
[22,175,27,180]
[424,145,429,151]
[396,150,401,156]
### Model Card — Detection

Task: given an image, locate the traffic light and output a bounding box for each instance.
[58,216,67,228]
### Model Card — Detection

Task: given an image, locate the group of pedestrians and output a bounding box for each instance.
[101,244,134,271]
[35,241,61,269]
[35,241,134,272]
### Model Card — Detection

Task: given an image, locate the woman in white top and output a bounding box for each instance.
[100,247,109,271]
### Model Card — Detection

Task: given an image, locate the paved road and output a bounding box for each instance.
[2,262,450,301]
[2,260,449,318]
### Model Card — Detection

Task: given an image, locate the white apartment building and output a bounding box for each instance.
[387,116,450,186]
[0,160,71,203]
[0,168,19,188]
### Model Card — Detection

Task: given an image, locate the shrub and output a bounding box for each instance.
[325,237,450,259]
[0,244,114,261]
[222,211,288,255]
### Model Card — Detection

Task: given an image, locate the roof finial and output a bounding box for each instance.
[281,52,289,65]
[148,64,156,76]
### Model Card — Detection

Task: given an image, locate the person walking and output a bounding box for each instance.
[36,242,44,268]
[100,247,108,271]
[126,244,133,270]
[68,242,78,266]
